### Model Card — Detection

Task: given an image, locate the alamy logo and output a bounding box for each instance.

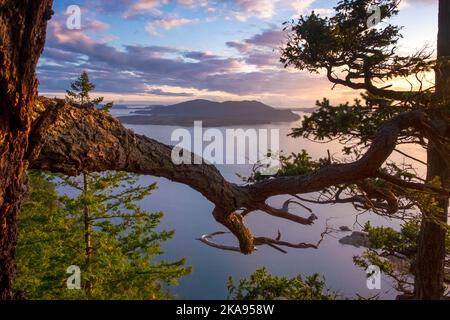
[66,5,81,30]
[367,4,381,29]
[171,121,281,175]
[366,265,381,290]
[67,265,81,290]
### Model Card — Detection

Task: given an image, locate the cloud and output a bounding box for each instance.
[132,0,164,11]
[399,0,437,9]
[84,19,111,31]
[145,17,199,35]
[246,28,286,47]
[121,0,209,18]
[85,0,132,15]
[227,28,286,53]
[291,0,316,14]
[73,0,311,24]
[177,0,209,7]
[310,8,334,17]
[244,52,280,67]
[227,0,277,21]
[226,27,287,69]
[125,0,167,17]
[40,19,244,91]
[41,47,84,64]
[43,21,279,92]
[183,51,220,60]
[146,88,194,96]
[38,6,362,107]
[226,41,253,53]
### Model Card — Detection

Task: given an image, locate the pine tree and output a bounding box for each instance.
[14,171,191,299]
[280,0,450,298]
[66,71,113,111]
[14,73,191,299]
[227,267,333,300]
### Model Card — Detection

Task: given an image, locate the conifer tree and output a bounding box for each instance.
[14,171,191,299]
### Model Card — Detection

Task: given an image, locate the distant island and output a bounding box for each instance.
[117,99,301,127]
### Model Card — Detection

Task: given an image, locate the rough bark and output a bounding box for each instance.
[27,100,442,256]
[414,0,450,300]
[0,0,53,299]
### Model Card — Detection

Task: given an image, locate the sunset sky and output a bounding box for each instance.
[38,0,438,108]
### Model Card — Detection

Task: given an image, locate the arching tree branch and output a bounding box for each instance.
[27,99,445,254]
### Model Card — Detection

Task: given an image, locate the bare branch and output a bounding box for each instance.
[257,203,317,225]
[393,149,427,166]
[196,232,242,253]
[198,226,332,254]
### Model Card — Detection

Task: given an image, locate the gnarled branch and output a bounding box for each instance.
[27,99,444,254]
[198,226,332,254]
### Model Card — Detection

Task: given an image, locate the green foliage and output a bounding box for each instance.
[281,0,433,86]
[279,0,448,297]
[14,171,191,300]
[227,267,333,300]
[291,99,407,146]
[66,71,113,111]
[277,150,326,176]
[363,221,419,257]
[354,251,397,281]
[14,72,189,299]
[282,0,434,158]
[353,220,450,293]
[246,150,330,183]
[352,222,418,293]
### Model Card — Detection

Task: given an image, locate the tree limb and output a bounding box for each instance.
[27,99,443,254]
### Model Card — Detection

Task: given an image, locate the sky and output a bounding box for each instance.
[38,0,439,108]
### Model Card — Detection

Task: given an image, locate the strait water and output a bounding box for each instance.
[101,110,426,299]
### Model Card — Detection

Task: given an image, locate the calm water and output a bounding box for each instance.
[103,110,426,299]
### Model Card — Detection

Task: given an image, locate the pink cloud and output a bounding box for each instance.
[145,17,199,35]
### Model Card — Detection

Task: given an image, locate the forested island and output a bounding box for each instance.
[118,99,301,126]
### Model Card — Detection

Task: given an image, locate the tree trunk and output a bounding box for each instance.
[414,0,450,300]
[83,174,92,261]
[83,173,93,294]
[0,0,53,299]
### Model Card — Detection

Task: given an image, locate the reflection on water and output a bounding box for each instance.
[108,110,426,299]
